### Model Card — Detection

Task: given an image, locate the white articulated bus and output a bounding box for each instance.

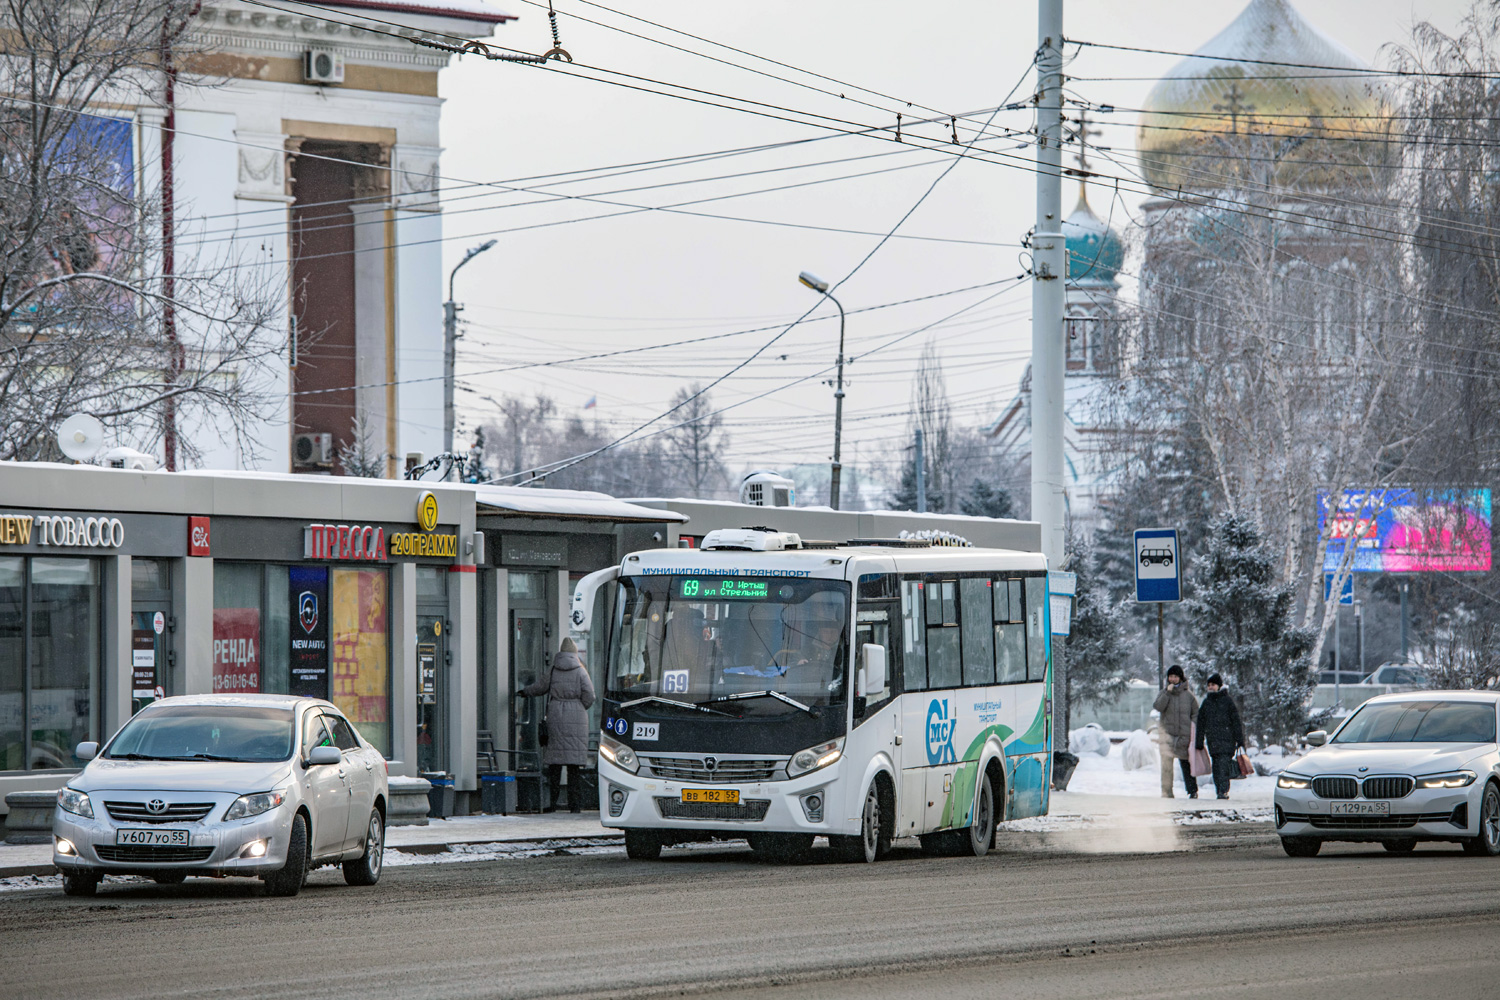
[571,527,1053,863]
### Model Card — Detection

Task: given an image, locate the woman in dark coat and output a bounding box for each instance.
[521,637,597,812]
[1194,673,1246,800]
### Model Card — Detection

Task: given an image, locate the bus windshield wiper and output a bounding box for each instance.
[619,695,740,719]
[707,690,818,716]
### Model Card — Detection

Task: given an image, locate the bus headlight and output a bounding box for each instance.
[599,734,639,774]
[788,739,843,778]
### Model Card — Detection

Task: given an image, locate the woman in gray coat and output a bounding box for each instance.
[520,637,597,812]
[1153,665,1199,799]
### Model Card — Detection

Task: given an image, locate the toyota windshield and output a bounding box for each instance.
[607,576,849,716]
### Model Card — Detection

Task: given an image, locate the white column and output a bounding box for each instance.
[390,562,418,777]
[177,558,213,694]
[104,556,132,740]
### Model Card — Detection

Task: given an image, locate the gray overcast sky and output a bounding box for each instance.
[435,1,1469,498]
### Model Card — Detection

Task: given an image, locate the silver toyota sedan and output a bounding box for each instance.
[53,695,388,897]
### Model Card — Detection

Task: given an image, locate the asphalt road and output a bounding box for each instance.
[4,829,1500,1000]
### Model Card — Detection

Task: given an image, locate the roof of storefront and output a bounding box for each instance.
[323,0,516,25]
[474,485,689,523]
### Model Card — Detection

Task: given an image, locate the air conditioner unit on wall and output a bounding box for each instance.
[294,432,334,467]
[304,49,344,85]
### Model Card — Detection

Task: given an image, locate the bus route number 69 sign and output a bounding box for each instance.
[1134,527,1181,603]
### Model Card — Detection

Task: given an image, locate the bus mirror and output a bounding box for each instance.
[860,644,887,698]
[569,566,620,634]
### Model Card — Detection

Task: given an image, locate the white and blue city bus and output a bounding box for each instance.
[572,527,1053,863]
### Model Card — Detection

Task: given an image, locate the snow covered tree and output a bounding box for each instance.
[1062,534,1134,734]
[1182,514,1317,746]
[959,480,1015,519]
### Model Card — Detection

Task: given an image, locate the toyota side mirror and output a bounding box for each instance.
[859,644,887,699]
[75,741,98,761]
[307,745,342,767]
[1305,730,1328,747]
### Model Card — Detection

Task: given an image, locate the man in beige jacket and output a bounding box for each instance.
[1153,665,1199,799]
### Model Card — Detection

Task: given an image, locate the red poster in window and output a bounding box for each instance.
[212,607,260,694]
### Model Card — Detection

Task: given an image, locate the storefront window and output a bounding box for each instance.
[508,571,545,601]
[417,566,446,602]
[264,565,290,694]
[331,568,390,755]
[0,558,23,770]
[0,558,100,771]
[213,563,263,695]
[131,559,169,596]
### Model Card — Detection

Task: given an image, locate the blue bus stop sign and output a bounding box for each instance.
[1134,527,1181,603]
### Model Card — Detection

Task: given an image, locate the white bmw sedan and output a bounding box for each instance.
[1274,691,1500,857]
[53,695,388,897]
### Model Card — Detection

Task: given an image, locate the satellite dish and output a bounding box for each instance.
[57,414,104,462]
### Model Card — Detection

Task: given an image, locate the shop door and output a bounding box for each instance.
[416,615,448,774]
[511,609,549,773]
[129,606,172,715]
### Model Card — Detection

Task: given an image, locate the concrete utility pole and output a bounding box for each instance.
[444,240,496,480]
[1032,0,1067,568]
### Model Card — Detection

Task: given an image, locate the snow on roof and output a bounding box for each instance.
[474,485,689,523]
[323,0,516,25]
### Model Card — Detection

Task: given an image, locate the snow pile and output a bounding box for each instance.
[1069,723,1111,757]
[1120,729,1158,771]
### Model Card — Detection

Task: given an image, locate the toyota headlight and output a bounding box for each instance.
[599,734,639,774]
[57,786,93,819]
[787,739,843,778]
[1417,770,1477,789]
[223,789,287,821]
[1276,773,1311,790]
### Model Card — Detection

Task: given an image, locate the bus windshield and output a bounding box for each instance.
[608,576,850,714]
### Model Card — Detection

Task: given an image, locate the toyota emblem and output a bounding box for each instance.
[146,798,167,814]
[703,756,718,772]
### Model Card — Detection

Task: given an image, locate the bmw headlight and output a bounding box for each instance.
[57,786,93,819]
[1276,773,1311,790]
[599,734,639,774]
[1417,770,1477,789]
[223,789,287,821]
[787,739,843,778]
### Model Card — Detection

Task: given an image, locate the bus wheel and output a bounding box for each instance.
[624,830,662,860]
[832,781,887,863]
[923,772,995,858]
[748,832,813,863]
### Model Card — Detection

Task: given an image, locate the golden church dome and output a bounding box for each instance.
[1136,0,1394,193]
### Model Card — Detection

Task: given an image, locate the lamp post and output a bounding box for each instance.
[798,270,846,509]
[443,239,497,480]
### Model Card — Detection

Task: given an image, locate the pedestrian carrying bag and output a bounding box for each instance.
[1235,749,1254,779]
[538,668,552,747]
[1188,723,1212,777]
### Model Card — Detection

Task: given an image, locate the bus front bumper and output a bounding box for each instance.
[597,756,849,838]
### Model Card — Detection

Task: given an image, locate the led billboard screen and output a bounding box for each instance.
[1318,488,1491,573]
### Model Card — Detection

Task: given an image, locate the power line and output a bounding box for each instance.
[1065,36,1500,80]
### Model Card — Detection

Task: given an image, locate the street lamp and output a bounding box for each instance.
[798,270,846,509]
[444,239,497,479]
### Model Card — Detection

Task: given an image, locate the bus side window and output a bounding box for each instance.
[925,579,961,689]
[959,578,994,687]
[995,578,1026,683]
[1024,575,1048,681]
[902,579,927,692]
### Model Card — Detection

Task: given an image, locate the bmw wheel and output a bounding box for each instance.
[1463,783,1500,856]
[1281,836,1321,858]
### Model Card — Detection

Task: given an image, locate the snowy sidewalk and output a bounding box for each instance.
[0,811,617,878]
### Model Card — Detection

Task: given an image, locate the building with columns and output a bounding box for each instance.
[156,1,512,474]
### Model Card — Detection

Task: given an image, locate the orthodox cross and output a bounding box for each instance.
[1213,82,1256,134]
